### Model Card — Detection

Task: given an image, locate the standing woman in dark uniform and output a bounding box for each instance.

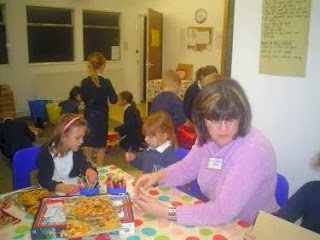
[81,52,118,167]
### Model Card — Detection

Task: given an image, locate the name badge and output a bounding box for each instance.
[207,157,223,170]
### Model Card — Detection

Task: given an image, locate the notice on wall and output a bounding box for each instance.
[111,46,120,60]
[151,29,160,47]
[259,0,311,77]
[187,27,212,51]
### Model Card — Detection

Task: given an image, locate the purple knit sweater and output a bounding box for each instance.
[161,127,279,226]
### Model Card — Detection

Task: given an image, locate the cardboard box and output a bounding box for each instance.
[252,211,320,240]
[109,194,135,235]
[31,194,134,239]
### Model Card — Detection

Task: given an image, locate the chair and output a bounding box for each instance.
[12,146,41,190]
[275,173,289,207]
[176,147,189,160]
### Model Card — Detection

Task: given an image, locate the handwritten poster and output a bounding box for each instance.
[259,0,311,77]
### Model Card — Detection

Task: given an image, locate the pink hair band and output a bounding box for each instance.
[63,116,81,132]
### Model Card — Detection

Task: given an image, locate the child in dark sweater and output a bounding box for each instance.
[150,70,187,130]
[59,85,82,114]
[274,180,320,234]
[125,111,179,173]
[114,91,144,152]
[36,114,97,195]
[0,112,35,160]
[273,156,320,234]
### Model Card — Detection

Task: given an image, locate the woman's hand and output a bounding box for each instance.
[125,152,136,162]
[133,170,165,194]
[86,168,97,183]
[133,191,168,218]
[56,183,79,194]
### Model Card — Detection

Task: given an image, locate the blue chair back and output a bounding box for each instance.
[12,146,41,190]
[176,147,189,160]
[275,173,289,207]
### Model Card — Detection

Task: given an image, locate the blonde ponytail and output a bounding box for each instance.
[87,52,106,88]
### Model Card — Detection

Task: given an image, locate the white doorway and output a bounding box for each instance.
[137,15,147,103]
[137,9,163,115]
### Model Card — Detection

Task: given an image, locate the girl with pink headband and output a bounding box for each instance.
[36,113,97,195]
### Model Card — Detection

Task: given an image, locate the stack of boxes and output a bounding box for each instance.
[0,84,15,118]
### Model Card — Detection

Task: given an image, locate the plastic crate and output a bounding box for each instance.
[46,102,61,125]
[28,99,50,127]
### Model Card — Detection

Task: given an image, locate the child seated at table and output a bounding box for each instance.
[114,90,144,152]
[36,113,97,195]
[125,111,179,173]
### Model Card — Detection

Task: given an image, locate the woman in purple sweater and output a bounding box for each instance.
[133,79,279,226]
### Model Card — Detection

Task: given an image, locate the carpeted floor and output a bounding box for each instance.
[0,118,142,194]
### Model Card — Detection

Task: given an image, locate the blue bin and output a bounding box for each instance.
[80,187,100,196]
[28,99,50,124]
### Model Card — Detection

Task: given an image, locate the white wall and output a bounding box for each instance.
[232,0,320,194]
[138,0,225,74]
[0,0,225,115]
[0,0,142,115]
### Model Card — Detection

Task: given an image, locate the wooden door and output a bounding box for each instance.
[147,8,163,81]
[146,8,163,114]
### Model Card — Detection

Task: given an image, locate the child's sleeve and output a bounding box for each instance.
[105,79,118,104]
[170,95,187,127]
[163,147,179,168]
[36,148,62,191]
[74,150,97,176]
[130,152,144,170]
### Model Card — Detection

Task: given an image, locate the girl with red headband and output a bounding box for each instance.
[36,113,97,195]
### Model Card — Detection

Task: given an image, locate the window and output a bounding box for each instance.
[0,5,8,64]
[83,11,120,61]
[26,6,74,63]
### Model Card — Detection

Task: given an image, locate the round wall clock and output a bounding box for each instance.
[194,8,207,24]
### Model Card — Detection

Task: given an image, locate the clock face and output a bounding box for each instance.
[195,8,207,23]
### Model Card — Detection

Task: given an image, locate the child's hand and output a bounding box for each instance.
[125,151,136,162]
[86,168,97,183]
[56,183,79,194]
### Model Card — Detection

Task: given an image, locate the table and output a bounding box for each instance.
[0,165,251,239]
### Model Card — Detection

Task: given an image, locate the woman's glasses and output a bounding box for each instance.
[206,119,239,129]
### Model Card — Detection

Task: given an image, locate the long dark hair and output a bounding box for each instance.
[69,86,81,102]
[201,65,218,79]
